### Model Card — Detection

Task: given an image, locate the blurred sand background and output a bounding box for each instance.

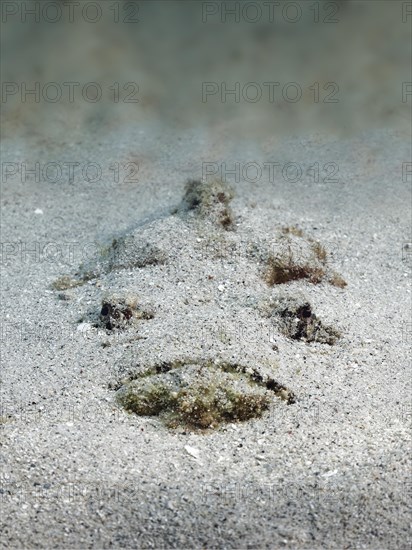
[1,1,411,548]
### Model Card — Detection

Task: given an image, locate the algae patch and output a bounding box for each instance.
[116,361,294,430]
[264,231,346,288]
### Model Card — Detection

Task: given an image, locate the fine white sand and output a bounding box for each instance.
[1,126,410,548]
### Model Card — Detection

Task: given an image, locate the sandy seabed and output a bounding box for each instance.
[1,126,411,548]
